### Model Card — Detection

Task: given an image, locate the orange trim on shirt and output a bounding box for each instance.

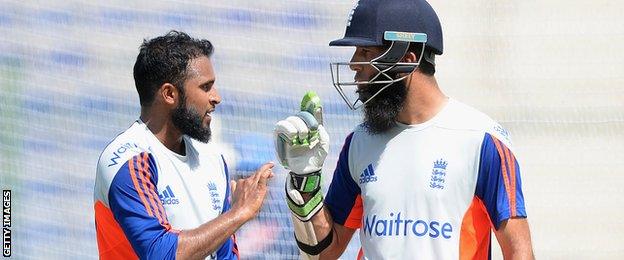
[128,157,153,217]
[94,201,138,260]
[491,136,514,217]
[344,195,363,229]
[138,152,172,229]
[459,197,493,260]
[502,145,517,217]
[136,153,164,226]
[232,234,240,259]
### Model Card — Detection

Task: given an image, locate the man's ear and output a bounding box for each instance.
[397,51,420,79]
[160,83,180,107]
[403,51,418,64]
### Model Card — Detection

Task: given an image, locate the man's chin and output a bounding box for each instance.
[188,131,211,143]
[362,98,403,134]
[175,120,212,143]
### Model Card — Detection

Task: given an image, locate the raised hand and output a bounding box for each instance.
[229,162,275,221]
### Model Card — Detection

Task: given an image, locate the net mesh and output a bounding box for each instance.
[0,0,623,259]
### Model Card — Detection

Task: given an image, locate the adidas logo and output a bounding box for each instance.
[359,164,378,184]
[158,185,180,205]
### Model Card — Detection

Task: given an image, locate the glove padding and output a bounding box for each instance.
[274,92,329,175]
[275,91,329,221]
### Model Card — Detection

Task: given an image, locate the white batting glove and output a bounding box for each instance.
[274,91,329,221]
[274,91,329,176]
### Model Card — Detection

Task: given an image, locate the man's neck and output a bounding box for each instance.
[396,74,448,125]
[140,108,185,155]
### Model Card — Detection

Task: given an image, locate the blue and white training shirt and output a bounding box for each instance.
[94,120,237,260]
[325,98,527,259]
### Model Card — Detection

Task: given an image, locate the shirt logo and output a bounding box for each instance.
[207,182,222,211]
[159,185,179,205]
[363,212,453,239]
[359,164,377,184]
[107,142,139,167]
[493,124,512,145]
[346,0,360,27]
[429,159,447,189]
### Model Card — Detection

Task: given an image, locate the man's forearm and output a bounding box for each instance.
[309,206,333,241]
[313,207,342,259]
[503,247,534,260]
[496,218,534,260]
[300,194,333,241]
[298,202,351,259]
[501,235,534,260]
[176,209,246,259]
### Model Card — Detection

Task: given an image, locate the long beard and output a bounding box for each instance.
[360,79,407,134]
[171,98,212,143]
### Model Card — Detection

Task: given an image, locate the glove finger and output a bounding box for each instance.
[300,91,323,125]
[286,116,309,145]
[275,119,298,143]
[296,111,318,131]
[297,111,320,146]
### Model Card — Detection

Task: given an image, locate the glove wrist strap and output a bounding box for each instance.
[286,185,324,222]
[295,228,333,255]
[290,171,321,193]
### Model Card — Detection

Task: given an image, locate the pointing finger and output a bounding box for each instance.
[230,180,237,193]
[253,162,274,184]
[258,169,272,187]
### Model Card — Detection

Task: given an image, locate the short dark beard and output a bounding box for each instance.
[360,79,407,134]
[171,89,212,143]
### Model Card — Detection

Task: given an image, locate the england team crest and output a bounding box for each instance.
[207,182,222,211]
[429,159,447,189]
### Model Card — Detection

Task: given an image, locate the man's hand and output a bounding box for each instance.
[229,162,275,222]
[274,91,329,222]
[274,91,329,176]
[176,162,274,259]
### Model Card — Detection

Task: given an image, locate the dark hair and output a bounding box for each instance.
[133,30,214,107]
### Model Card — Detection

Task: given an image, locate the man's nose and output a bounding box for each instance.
[211,88,222,105]
[349,55,362,72]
